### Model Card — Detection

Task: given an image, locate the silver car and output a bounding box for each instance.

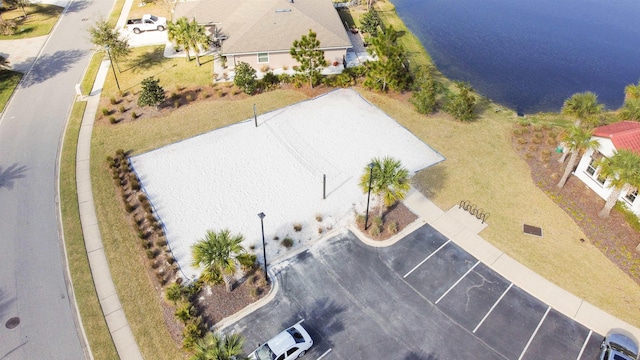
[249,320,313,360]
[599,329,639,360]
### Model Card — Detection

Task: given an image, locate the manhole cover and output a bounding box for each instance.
[5,317,20,329]
[523,224,543,237]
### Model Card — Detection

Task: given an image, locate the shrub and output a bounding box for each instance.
[182,317,204,350]
[234,62,257,95]
[174,100,180,108]
[282,237,294,248]
[118,105,125,113]
[315,213,323,222]
[372,216,383,228]
[186,93,194,102]
[146,249,156,259]
[387,221,398,234]
[260,65,269,72]
[249,287,259,299]
[109,116,117,124]
[101,108,110,116]
[138,77,166,108]
[273,236,280,241]
[368,225,381,237]
[165,283,184,304]
[318,227,323,234]
[124,203,134,213]
[356,214,365,226]
[175,303,195,323]
[293,223,302,232]
[170,92,179,100]
[156,238,167,247]
[517,138,527,144]
[110,97,117,105]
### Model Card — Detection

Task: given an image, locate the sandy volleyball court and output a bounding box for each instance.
[130,89,445,279]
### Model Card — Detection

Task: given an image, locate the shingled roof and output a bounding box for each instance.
[174,0,352,55]
[593,121,640,154]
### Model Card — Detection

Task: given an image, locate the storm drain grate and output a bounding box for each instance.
[5,317,20,329]
[523,224,543,237]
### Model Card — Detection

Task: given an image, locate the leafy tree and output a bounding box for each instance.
[360,9,380,36]
[233,62,257,94]
[290,29,328,88]
[359,157,410,216]
[624,80,640,101]
[443,81,476,122]
[594,149,640,218]
[191,332,246,360]
[561,91,603,128]
[137,77,165,108]
[411,65,445,114]
[0,20,17,36]
[168,17,210,66]
[88,18,130,71]
[619,98,640,121]
[8,0,30,18]
[364,26,410,92]
[0,55,10,70]
[556,126,599,188]
[191,229,255,292]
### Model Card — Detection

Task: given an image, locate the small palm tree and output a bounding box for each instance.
[359,157,410,216]
[168,17,210,66]
[624,80,640,101]
[557,126,599,188]
[190,332,246,360]
[594,149,640,218]
[191,229,255,292]
[561,92,603,128]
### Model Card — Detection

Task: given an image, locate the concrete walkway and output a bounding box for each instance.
[76,60,144,359]
[400,187,640,340]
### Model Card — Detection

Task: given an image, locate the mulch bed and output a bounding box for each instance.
[511,122,640,284]
[356,202,418,240]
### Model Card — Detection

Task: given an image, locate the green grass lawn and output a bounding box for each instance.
[81,52,105,96]
[60,2,640,359]
[0,70,22,111]
[0,4,63,39]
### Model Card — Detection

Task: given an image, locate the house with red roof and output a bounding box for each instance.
[574,121,640,216]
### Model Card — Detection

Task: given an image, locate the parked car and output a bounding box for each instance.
[599,329,640,360]
[126,14,167,34]
[249,320,313,360]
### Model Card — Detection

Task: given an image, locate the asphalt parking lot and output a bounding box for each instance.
[224,224,604,360]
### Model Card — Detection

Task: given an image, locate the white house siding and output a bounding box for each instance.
[228,49,346,71]
[575,137,640,216]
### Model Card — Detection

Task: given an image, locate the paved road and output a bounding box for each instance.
[0,0,112,358]
[224,226,604,360]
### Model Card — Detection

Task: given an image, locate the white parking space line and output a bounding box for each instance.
[576,330,593,360]
[473,282,513,333]
[317,348,332,360]
[435,261,480,304]
[517,306,551,360]
[403,239,451,278]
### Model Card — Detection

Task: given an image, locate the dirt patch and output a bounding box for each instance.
[356,201,418,240]
[511,122,640,284]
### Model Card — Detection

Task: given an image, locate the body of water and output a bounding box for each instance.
[391,0,640,114]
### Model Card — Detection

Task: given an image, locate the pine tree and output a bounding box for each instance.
[363,26,410,92]
[444,81,476,121]
[137,77,165,108]
[411,65,445,114]
[233,62,257,95]
[290,29,328,88]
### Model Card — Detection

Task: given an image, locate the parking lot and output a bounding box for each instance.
[223,224,604,359]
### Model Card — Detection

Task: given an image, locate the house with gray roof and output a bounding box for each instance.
[174,0,352,71]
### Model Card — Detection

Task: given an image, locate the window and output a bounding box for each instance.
[258,53,269,63]
[586,152,602,176]
[626,189,638,204]
[276,355,285,360]
[286,347,299,356]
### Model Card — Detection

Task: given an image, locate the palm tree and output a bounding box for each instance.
[624,80,640,101]
[359,157,410,216]
[168,17,210,66]
[619,98,640,121]
[594,149,640,218]
[191,332,246,360]
[557,126,599,188]
[191,229,254,292]
[561,92,603,128]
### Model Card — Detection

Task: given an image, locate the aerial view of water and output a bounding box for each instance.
[391,0,640,114]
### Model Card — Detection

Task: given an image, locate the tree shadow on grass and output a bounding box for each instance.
[411,163,447,199]
[20,49,86,87]
[124,47,166,73]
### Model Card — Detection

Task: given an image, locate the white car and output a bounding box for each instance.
[249,321,313,360]
[599,329,640,360]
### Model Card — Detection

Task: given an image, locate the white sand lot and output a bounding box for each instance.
[130,89,445,280]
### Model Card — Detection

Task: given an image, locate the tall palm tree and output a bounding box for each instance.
[359,157,410,216]
[561,92,603,128]
[619,98,640,121]
[191,229,254,292]
[191,332,245,360]
[624,80,640,101]
[557,126,599,188]
[168,17,210,66]
[594,149,640,218]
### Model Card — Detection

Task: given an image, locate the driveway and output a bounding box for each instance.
[224,225,604,360]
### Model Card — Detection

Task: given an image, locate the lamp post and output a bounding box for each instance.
[105,45,121,91]
[258,212,268,282]
[364,162,374,230]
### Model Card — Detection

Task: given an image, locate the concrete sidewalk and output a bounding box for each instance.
[76,60,144,359]
[401,187,640,340]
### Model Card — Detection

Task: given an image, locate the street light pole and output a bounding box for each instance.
[364,162,374,230]
[105,45,121,91]
[258,212,268,283]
